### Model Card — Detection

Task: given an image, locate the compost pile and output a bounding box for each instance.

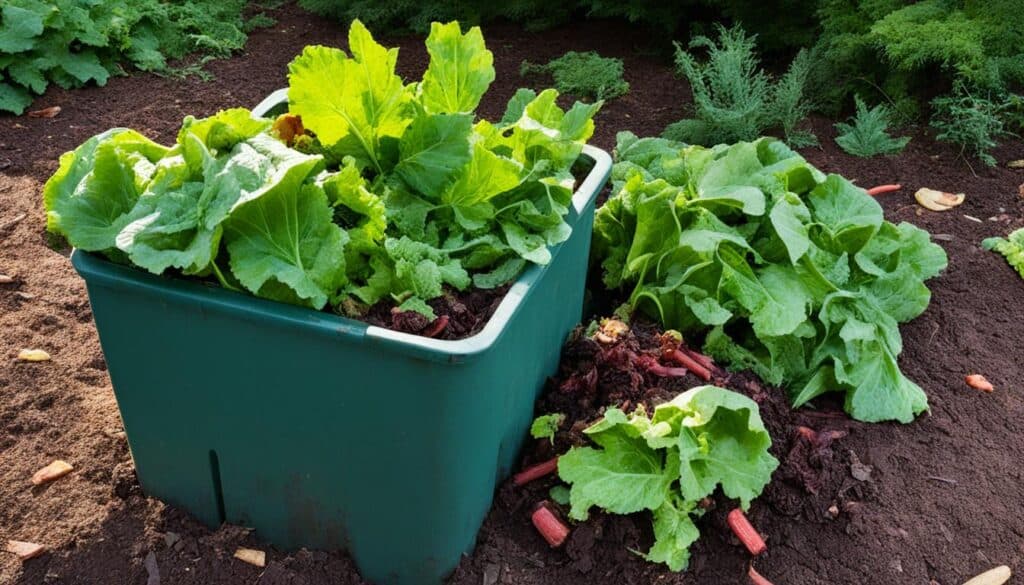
[41,20,601,337]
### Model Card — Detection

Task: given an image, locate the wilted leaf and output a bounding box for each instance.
[5,540,46,560]
[31,460,74,485]
[233,548,265,567]
[915,188,964,211]
[17,349,50,362]
[27,106,60,118]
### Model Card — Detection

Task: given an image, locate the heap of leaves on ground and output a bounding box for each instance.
[0,0,276,115]
[43,20,601,320]
[592,132,948,423]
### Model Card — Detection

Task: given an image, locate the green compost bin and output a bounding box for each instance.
[71,89,611,585]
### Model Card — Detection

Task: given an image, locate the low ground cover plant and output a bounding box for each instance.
[930,88,1017,167]
[43,20,600,320]
[0,0,274,114]
[834,95,910,157]
[664,25,815,148]
[593,132,947,423]
[557,385,777,570]
[983,228,1024,279]
[521,51,629,102]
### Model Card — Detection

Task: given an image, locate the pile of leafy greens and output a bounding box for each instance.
[593,132,947,423]
[44,20,600,319]
[558,385,778,571]
[983,228,1024,279]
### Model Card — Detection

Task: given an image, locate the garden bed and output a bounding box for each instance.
[2,3,1024,584]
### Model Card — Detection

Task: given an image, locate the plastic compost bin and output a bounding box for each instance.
[71,89,612,585]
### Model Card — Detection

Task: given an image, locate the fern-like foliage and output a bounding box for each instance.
[664,24,815,146]
[834,95,910,157]
[930,87,1015,167]
[521,51,628,101]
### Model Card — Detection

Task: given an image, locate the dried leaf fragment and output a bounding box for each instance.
[1007,159,1024,169]
[915,188,965,211]
[17,349,51,362]
[27,106,61,118]
[233,548,265,567]
[31,460,74,485]
[5,540,46,560]
[965,374,994,393]
[272,113,304,147]
[962,565,1011,585]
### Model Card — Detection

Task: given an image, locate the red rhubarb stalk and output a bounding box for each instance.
[665,348,712,381]
[682,347,715,371]
[727,509,767,556]
[866,183,901,196]
[748,565,774,585]
[513,457,559,486]
[531,503,570,547]
[422,315,449,338]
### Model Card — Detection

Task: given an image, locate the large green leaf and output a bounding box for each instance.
[558,409,673,521]
[287,21,412,172]
[394,112,473,198]
[419,21,494,115]
[0,5,45,53]
[223,144,343,309]
[651,386,778,508]
[43,129,169,251]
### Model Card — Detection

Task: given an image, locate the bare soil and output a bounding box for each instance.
[2,3,1024,584]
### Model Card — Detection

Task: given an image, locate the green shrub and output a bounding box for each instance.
[663,25,815,146]
[521,51,628,101]
[833,95,910,157]
[930,88,1015,166]
[0,0,274,114]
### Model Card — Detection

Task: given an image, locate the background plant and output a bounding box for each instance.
[833,95,910,157]
[930,87,1017,167]
[521,51,629,102]
[0,0,275,114]
[662,25,815,147]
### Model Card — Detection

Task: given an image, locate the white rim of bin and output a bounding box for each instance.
[251,88,613,358]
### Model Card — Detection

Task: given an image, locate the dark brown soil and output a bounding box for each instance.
[2,3,1024,585]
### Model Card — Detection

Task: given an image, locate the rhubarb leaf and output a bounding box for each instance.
[223,147,345,309]
[287,22,412,172]
[559,387,776,572]
[419,21,494,115]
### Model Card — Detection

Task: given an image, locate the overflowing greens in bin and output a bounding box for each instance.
[44,20,601,318]
[592,132,947,423]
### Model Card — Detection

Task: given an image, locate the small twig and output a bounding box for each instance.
[926,475,958,485]
[0,213,26,231]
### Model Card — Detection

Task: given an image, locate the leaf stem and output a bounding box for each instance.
[211,260,241,292]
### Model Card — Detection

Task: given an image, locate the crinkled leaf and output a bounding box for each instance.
[224,156,344,309]
[44,129,169,251]
[652,386,778,508]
